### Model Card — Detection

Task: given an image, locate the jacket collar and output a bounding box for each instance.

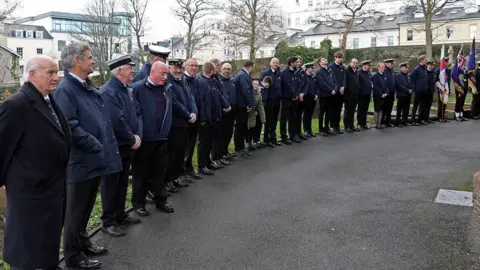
[107,75,128,90]
[64,70,96,91]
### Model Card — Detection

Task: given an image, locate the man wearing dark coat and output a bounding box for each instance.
[55,42,122,269]
[344,58,360,132]
[132,45,170,83]
[99,55,143,237]
[0,56,71,270]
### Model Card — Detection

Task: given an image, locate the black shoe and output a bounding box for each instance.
[166,182,179,193]
[267,142,275,148]
[135,207,149,217]
[282,138,292,145]
[117,216,141,225]
[274,141,282,146]
[387,123,395,127]
[207,162,221,170]
[299,133,308,140]
[66,259,101,269]
[420,121,428,125]
[304,132,311,138]
[413,122,420,126]
[258,142,267,148]
[461,117,468,121]
[474,116,480,120]
[182,174,195,183]
[235,150,247,159]
[156,202,174,213]
[242,149,252,156]
[145,191,155,204]
[335,128,344,134]
[427,120,435,124]
[101,225,125,237]
[362,125,371,130]
[84,245,108,256]
[220,159,231,166]
[199,167,214,175]
[397,124,404,128]
[444,119,450,122]
[173,178,188,188]
[352,127,361,132]
[187,171,202,179]
[308,131,317,137]
[345,128,354,133]
[320,131,328,137]
[215,160,225,168]
[328,129,337,135]
[291,136,302,143]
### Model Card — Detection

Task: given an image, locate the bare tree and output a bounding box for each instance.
[0,50,19,84]
[414,0,462,59]
[172,0,215,58]
[0,0,22,19]
[122,0,149,64]
[221,0,282,60]
[316,0,371,53]
[71,0,127,83]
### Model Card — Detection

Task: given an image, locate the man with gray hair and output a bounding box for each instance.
[0,55,71,270]
[54,42,121,269]
[99,55,143,237]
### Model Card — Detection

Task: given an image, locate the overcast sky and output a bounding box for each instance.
[14,0,295,41]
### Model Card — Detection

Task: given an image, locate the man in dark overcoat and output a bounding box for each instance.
[0,55,71,270]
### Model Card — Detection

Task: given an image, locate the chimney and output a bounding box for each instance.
[405,6,416,16]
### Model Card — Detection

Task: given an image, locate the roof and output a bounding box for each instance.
[399,6,480,24]
[302,14,403,36]
[0,44,21,58]
[14,11,122,24]
[287,32,305,45]
[171,37,184,46]
[4,23,54,39]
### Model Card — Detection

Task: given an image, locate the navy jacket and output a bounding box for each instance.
[411,64,428,93]
[296,69,308,94]
[315,67,338,98]
[54,71,121,183]
[133,61,151,83]
[304,72,316,96]
[395,72,412,97]
[358,69,373,95]
[259,68,281,100]
[280,67,297,98]
[132,77,172,141]
[213,74,229,103]
[385,66,396,94]
[220,74,236,104]
[328,62,346,95]
[372,72,388,97]
[345,67,360,96]
[233,68,254,108]
[100,76,143,147]
[182,72,201,113]
[198,74,229,122]
[167,73,198,127]
[427,69,437,93]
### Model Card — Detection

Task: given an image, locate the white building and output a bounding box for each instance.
[14,11,133,68]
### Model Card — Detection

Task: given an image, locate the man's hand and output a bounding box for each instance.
[299,93,304,102]
[474,88,478,95]
[331,90,336,95]
[223,106,231,112]
[131,135,141,150]
[247,107,252,112]
[314,95,318,101]
[188,113,197,123]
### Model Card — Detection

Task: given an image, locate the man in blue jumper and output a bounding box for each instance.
[328,51,346,135]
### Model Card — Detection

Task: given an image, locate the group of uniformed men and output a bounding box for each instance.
[3,38,480,270]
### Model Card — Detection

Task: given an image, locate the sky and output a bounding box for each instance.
[12,0,296,42]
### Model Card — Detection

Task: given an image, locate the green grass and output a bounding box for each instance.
[454,181,474,192]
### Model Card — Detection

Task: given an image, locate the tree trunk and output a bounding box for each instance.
[136,34,145,64]
[186,23,193,59]
[425,14,433,59]
[249,4,256,60]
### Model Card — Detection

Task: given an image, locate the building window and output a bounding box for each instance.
[260,50,264,57]
[36,48,43,55]
[311,40,316,47]
[353,38,359,49]
[15,30,22,37]
[239,52,243,59]
[308,0,313,6]
[387,36,394,46]
[19,65,24,75]
[181,49,184,55]
[114,43,120,53]
[16,47,23,57]
[407,30,413,41]
[295,18,300,26]
[470,24,477,39]
[26,31,33,38]
[271,50,275,56]
[224,48,227,54]
[35,31,43,39]
[58,40,66,51]
[371,37,376,47]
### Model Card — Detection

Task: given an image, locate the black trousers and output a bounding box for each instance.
[280,98,297,138]
[343,94,358,129]
[166,127,186,182]
[472,93,480,117]
[437,92,448,119]
[330,94,344,129]
[381,94,395,125]
[198,122,216,168]
[318,97,330,132]
[100,145,131,228]
[265,98,281,143]
[303,95,316,133]
[248,114,262,143]
[411,93,420,123]
[295,99,306,135]
[396,96,411,125]
[357,94,371,126]
[213,112,232,160]
[64,176,101,263]
[132,140,168,209]
[233,107,248,152]
[455,92,466,113]
[425,91,434,120]
[184,123,199,173]
[417,92,430,122]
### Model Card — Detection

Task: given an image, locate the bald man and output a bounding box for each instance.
[0,56,71,269]
[131,61,174,216]
[260,57,282,146]
[218,62,236,160]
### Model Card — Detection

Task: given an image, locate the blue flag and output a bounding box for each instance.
[452,47,465,94]
[467,37,476,93]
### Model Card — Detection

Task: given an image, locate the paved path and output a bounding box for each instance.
[88,121,480,270]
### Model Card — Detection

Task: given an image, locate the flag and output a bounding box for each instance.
[452,47,465,94]
[437,58,449,104]
[467,37,477,94]
[441,44,445,59]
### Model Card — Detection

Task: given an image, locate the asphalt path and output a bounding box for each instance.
[87,121,480,270]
